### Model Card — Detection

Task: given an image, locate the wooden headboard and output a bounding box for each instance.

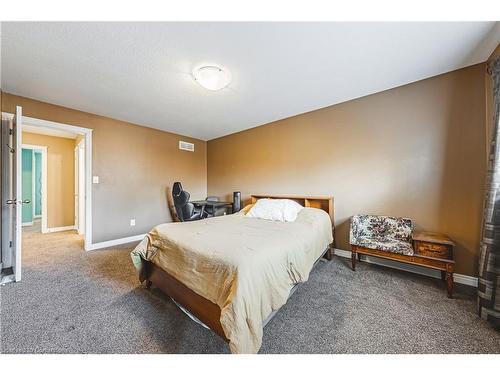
[250,194,334,223]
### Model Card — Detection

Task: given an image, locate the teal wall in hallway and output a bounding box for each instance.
[22,148,33,224]
[34,151,42,216]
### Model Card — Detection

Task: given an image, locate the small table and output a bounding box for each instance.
[190,200,234,215]
[412,232,455,298]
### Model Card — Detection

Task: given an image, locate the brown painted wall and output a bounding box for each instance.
[22,132,76,228]
[2,94,207,243]
[207,64,486,276]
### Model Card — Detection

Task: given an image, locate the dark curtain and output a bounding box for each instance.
[478,57,500,329]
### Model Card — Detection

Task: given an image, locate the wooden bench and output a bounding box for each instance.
[349,215,455,298]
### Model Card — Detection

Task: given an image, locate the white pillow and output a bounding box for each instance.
[246,199,303,222]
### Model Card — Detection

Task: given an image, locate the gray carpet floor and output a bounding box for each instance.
[0,227,498,354]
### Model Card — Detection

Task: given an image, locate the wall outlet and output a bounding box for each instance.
[130,219,136,226]
[92,176,99,184]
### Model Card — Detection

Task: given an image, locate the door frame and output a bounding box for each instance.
[2,112,93,250]
[74,139,85,235]
[21,144,48,233]
[32,150,42,220]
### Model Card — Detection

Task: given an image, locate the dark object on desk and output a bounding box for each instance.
[172,182,207,222]
[191,200,233,217]
[233,191,241,213]
[205,196,219,217]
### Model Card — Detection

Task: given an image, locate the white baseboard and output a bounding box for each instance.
[46,225,76,233]
[452,273,478,287]
[87,234,145,251]
[333,248,478,287]
[22,222,33,227]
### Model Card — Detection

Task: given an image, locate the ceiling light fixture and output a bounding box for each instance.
[192,65,231,91]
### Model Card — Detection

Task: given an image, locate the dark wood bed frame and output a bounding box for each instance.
[144,194,335,342]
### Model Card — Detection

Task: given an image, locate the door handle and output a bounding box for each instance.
[6,199,31,205]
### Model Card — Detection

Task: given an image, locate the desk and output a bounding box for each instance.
[191,200,234,214]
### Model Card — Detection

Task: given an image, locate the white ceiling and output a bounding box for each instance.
[2,22,499,140]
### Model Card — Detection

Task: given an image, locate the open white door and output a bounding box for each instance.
[2,106,24,282]
[12,106,23,281]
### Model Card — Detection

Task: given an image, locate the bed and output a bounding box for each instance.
[131,195,335,353]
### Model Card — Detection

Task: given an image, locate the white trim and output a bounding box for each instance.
[46,225,76,233]
[23,123,78,139]
[21,144,48,233]
[21,222,33,227]
[32,148,35,218]
[33,215,41,219]
[87,234,145,251]
[6,112,94,249]
[21,115,93,137]
[333,248,478,287]
[453,273,478,287]
[85,132,92,250]
[74,145,78,231]
[15,106,22,281]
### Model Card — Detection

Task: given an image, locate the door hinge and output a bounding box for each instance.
[9,240,12,248]
[9,129,13,135]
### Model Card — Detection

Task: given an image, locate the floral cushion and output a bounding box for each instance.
[353,236,414,256]
[350,214,414,256]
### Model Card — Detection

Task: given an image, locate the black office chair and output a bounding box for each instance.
[172,182,206,222]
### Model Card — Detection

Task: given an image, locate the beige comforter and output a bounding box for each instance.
[131,207,333,354]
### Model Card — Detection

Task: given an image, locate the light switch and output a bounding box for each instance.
[130,219,136,226]
[92,176,99,184]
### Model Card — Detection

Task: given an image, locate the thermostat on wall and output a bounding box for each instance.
[92,176,99,184]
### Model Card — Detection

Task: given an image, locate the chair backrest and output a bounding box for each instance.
[350,214,413,242]
[172,181,183,197]
[172,183,195,222]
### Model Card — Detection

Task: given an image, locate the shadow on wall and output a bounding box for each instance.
[165,186,180,223]
[437,66,486,277]
[335,219,350,249]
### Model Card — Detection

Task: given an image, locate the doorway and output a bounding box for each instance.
[20,144,47,234]
[1,107,93,284]
[21,120,91,239]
